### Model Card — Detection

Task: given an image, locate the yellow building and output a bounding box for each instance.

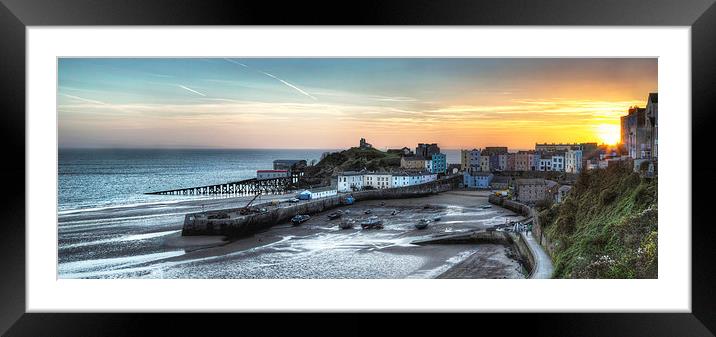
[401,156,426,169]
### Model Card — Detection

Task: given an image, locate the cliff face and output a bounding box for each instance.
[299,147,402,187]
[540,162,657,278]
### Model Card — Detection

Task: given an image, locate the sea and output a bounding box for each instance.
[58,148,462,213]
[57,148,485,279]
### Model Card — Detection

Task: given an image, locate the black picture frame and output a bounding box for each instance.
[1,0,714,335]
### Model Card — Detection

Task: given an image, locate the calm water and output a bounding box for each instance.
[58,148,462,213]
[58,149,332,213]
[57,148,498,279]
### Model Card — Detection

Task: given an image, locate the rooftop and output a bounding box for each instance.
[466,171,493,177]
[492,176,510,183]
[559,185,573,192]
[516,178,546,185]
[337,170,435,177]
[273,159,306,164]
[649,92,658,103]
[339,170,366,176]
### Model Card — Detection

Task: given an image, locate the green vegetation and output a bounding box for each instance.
[299,147,401,187]
[540,162,657,278]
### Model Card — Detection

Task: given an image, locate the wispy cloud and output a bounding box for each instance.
[223,58,316,101]
[259,71,317,101]
[177,85,206,97]
[60,94,108,105]
[373,96,416,102]
[224,58,249,68]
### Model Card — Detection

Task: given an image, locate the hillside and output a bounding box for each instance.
[539,162,657,278]
[298,147,402,187]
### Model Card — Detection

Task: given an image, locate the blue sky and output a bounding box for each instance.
[58,58,657,149]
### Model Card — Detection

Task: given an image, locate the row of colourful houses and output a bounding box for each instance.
[335,170,438,192]
[460,144,591,174]
[399,142,447,174]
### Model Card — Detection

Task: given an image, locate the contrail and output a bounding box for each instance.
[224,58,249,68]
[178,85,206,97]
[260,71,317,101]
[223,58,317,101]
[60,94,108,105]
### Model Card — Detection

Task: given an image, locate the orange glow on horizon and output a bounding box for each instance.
[595,123,621,146]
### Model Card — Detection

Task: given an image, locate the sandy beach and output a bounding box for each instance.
[58,190,526,279]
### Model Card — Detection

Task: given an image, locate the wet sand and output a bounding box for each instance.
[59,190,526,279]
[437,244,526,279]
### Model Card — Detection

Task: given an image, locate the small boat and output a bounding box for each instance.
[481,205,492,209]
[291,214,310,226]
[339,219,355,229]
[432,216,441,222]
[327,211,343,220]
[415,218,431,230]
[391,210,399,216]
[361,218,384,229]
[364,209,372,215]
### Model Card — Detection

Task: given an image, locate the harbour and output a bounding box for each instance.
[58,189,527,279]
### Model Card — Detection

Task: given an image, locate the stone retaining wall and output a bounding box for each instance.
[182,175,462,237]
[412,230,535,276]
[488,196,556,258]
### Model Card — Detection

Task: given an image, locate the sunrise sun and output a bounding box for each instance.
[596,124,621,145]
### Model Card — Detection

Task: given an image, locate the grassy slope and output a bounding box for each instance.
[539,162,658,278]
[299,147,401,187]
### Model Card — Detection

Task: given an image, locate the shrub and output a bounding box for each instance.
[544,163,658,279]
[639,160,651,173]
[599,189,617,205]
[535,198,554,211]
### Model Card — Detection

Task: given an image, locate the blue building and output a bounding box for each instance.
[489,155,500,172]
[463,172,494,188]
[429,153,447,174]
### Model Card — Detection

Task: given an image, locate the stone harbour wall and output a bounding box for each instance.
[412,230,535,276]
[182,175,462,237]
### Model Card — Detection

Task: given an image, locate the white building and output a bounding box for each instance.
[565,149,583,173]
[480,156,490,172]
[498,154,507,171]
[336,171,364,192]
[337,171,437,192]
[420,172,438,184]
[310,187,338,199]
[408,172,437,185]
[391,173,412,188]
[537,153,564,172]
[538,157,552,171]
[551,153,565,172]
[363,173,393,189]
[461,149,481,172]
[424,160,433,173]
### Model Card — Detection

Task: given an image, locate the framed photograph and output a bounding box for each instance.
[2,0,715,335]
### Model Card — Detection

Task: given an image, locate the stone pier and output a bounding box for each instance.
[181,175,462,237]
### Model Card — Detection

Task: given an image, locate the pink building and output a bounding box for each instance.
[506,153,516,171]
[515,151,536,171]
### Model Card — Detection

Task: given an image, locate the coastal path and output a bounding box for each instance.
[521,231,554,279]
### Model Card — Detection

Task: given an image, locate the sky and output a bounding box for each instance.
[58,58,657,150]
